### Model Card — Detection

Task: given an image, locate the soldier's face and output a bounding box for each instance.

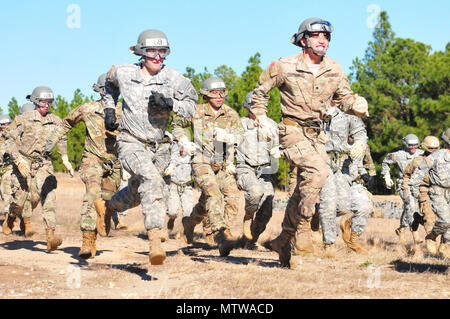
[303,32,329,55]
[407,144,418,154]
[207,90,225,109]
[143,54,164,75]
[36,100,51,116]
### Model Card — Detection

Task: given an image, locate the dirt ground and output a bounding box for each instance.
[0,173,448,300]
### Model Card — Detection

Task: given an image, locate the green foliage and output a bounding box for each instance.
[7,97,20,120]
[350,11,450,194]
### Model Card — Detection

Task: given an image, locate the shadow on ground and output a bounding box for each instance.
[390,259,448,274]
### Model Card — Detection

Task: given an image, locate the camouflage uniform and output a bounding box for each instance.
[318,108,369,244]
[251,52,365,245]
[402,155,435,234]
[0,130,13,215]
[382,148,424,229]
[236,115,279,243]
[172,103,244,234]
[167,142,194,219]
[5,110,67,229]
[410,149,449,245]
[47,100,122,232]
[104,63,197,230]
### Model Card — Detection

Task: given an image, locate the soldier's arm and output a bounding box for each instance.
[172,114,193,141]
[4,116,23,160]
[348,116,368,145]
[229,112,245,147]
[48,104,87,145]
[104,65,121,110]
[363,146,377,177]
[409,157,431,195]
[401,160,416,194]
[250,61,284,117]
[172,77,198,119]
[381,152,395,178]
[53,117,69,157]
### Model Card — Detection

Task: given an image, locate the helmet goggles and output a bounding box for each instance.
[307,20,333,33]
[144,47,169,59]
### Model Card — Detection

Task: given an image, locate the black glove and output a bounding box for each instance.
[44,141,56,156]
[104,108,119,131]
[2,153,13,166]
[361,174,374,188]
[149,91,173,111]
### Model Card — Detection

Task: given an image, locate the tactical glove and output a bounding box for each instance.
[14,156,30,178]
[179,135,197,156]
[149,91,173,111]
[384,175,394,189]
[352,94,369,118]
[214,127,235,144]
[121,168,131,181]
[44,141,56,157]
[104,108,119,131]
[164,163,176,177]
[61,154,74,177]
[361,173,374,188]
[270,146,281,159]
[225,162,236,175]
[350,141,366,159]
[254,115,277,142]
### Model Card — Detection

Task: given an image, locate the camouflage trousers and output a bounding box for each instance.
[236,166,274,235]
[0,165,12,214]
[167,182,195,218]
[397,179,419,229]
[428,185,449,243]
[9,160,57,228]
[319,169,370,244]
[79,154,121,232]
[279,121,329,236]
[110,133,167,230]
[191,163,240,234]
[413,187,436,234]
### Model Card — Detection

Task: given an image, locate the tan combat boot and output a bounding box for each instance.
[2,213,16,235]
[214,228,236,257]
[294,217,314,254]
[22,217,35,238]
[323,243,336,258]
[340,215,352,246]
[116,215,128,230]
[395,226,408,249]
[242,215,253,240]
[264,230,295,268]
[148,229,166,265]
[438,242,449,258]
[46,228,63,252]
[181,216,197,244]
[79,231,94,259]
[94,198,113,237]
[425,233,438,255]
[348,232,368,254]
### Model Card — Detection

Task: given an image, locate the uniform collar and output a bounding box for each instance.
[204,103,226,118]
[296,52,332,76]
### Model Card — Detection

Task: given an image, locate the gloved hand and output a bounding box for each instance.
[61,154,74,177]
[121,168,131,181]
[149,91,173,111]
[361,173,374,188]
[350,141,366,159]
[104,108,119,131]
[179,135,197,156]
[270,146,281,159]
[254,115,277,141]
[384,175,394,189]
[164,163,176,177]
[352,94,369,118]
[214,127,234,144]
[44,141,56,156]
[14,156,30,178]
[225,162,236,175]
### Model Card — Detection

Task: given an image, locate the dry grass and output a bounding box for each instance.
[0,172,448,299]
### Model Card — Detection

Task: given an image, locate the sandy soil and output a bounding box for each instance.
[0,173,448,300]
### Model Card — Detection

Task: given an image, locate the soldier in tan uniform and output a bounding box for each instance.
[173,77,244,257]
[401,136,440,255]
[3,87,73,252]
[0,114,12,218]
[46,74,123,259]
[252,18,369,268]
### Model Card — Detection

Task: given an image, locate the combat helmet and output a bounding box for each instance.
[291,18,333,48]
[93,73,107,95]
[441,128,450,145]
[0,114,11,126]
[243,91,254,110]
[20,103,35,114]
[421,136,440,152]
[199,77,228,98]
[26,86,55,108]
[130,29,170,59]
[402,134,420,148]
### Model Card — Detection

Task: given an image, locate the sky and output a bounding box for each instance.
[0,0,449,110]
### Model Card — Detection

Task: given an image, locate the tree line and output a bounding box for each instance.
[2,12,448,194]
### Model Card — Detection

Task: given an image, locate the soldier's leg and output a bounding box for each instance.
[1,166,13,215]
[318,170,338,246]
[167,183,181,220]
[396,187,412,247]
[427,189,450,257]
[250,176,274,244]
[35,166,62,252]
[3,170,29,235]
[419,189,436,235]
[79,157,103,233]
[347,183,370,254]
[219,169,240,232]
[236,168,264,240]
